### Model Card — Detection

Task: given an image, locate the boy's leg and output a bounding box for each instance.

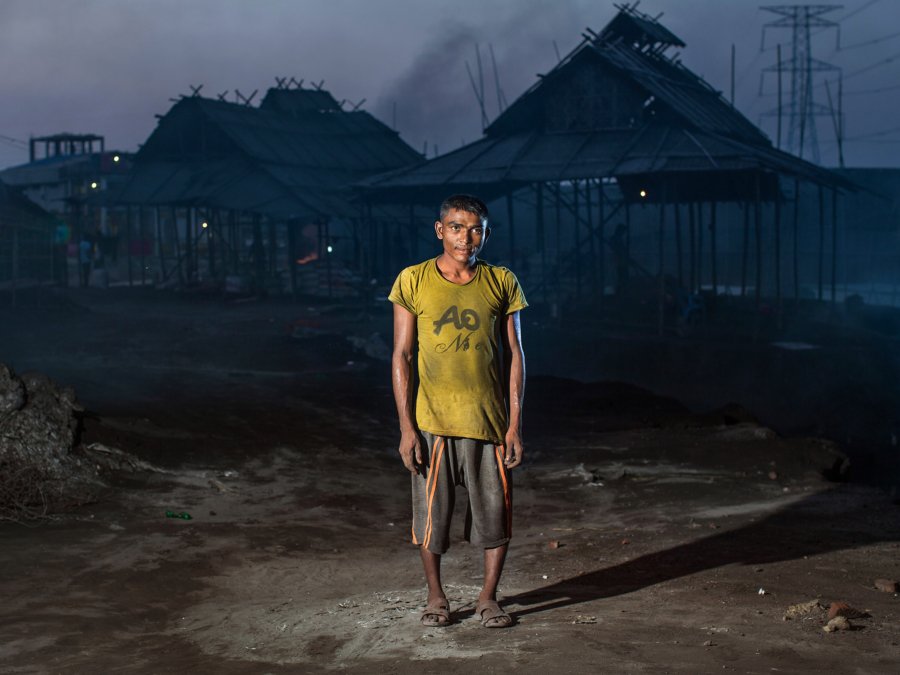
[421,547,445,603]
[479,543,508,603]
[461,440,514,627]
[412,433,456,625]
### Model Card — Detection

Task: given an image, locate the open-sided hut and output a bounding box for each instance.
[360,5,853,329]
[110,85,422,295]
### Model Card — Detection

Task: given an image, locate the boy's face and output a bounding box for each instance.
[434,208,490,264]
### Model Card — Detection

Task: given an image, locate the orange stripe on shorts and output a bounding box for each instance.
[423,436,445,550]
[494,445,512,537]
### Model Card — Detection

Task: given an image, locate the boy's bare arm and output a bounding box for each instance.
[501,310,525,469]
[392,304,423,473]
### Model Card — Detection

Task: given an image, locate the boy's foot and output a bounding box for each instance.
[421,598,451,627]
[475,599,513,628]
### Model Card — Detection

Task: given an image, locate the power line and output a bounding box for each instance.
[843,82,900,95]
[840,29,900,51]
[847,123,900,139]
[839,0,881,23]
[0,133,27,147]
[841,47,900,80]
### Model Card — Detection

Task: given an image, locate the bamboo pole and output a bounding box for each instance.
[741,201,749,297]
[506,190,516,271]
[674,201,683,287]
[572,182,580,298]
[696,202,704,293]
[831,188,838,303]
[817,185,825,301]
[536,183,547,302]
[586,178,596,297]
[793,178,800,302]
[126,206,133,286]
[755,175,762,306]
[658,185,666,336]
[596,179,605,303]
[710,201,718,300]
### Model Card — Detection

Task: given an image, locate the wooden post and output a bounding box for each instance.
[252,214,265,284]
[366,202,374,283]
[409,202,417,261]
[268,218,277,276]
[696,202,704,293]
[208,211,216,278]
[586,178,597,297]
[554,183,562,308]
[536,183,547,302]
[658,185,666,336]
[624,198,631,278]
[775,187,782,309]
[817,184,825,301]
[287,218,297,296]
[741,201,749,297]
[325,218,333,298]
[171,207,184,285]
[710,201,718,301]
[230,210,239,274]
[11,225,18,308]
[831,187,838,303]
[139,208,146,287]
[793,177,800,302]
[185,207,194,283]
[506,190,516,271]
[674,201,683,287]
[688,200,696,292]
[572,182,581,298]
[126,206,134,286]
[596,179,605,303]
[755,175,762,306]
[155,207,165,281]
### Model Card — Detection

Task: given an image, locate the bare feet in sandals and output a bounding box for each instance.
[475,599,513,628]
[421,598,451,627]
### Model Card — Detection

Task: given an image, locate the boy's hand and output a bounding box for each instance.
[399,428,424,474]
[503,429,524,469]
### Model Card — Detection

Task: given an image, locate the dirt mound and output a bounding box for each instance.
[0,364,102,520]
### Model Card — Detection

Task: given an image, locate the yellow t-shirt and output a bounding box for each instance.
[389,257,528,444]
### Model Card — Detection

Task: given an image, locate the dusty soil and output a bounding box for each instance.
[1,288,899,673]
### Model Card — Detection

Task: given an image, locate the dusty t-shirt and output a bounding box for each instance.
[389,257,528,444]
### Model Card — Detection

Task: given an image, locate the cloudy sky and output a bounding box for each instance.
[0,0,897,169]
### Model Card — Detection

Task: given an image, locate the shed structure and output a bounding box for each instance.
[361,4,853,331]
[108,85,422,294]
[0,178,58,304]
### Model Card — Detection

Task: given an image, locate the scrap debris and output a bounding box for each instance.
[873,578,898,593]
[782,600,824,621]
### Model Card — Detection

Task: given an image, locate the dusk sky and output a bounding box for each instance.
[0,0,897,170]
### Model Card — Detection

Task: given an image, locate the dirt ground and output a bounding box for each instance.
[1,288,899,674]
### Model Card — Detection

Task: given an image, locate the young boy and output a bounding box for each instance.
[389,194,527,628]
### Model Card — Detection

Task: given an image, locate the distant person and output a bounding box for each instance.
[610,223,630,295]
[78,235,92,288]
[389,194,527,629]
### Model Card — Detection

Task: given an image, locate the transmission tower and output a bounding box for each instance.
[760,4,842,163]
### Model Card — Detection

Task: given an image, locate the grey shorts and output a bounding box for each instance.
[411,431,512,555]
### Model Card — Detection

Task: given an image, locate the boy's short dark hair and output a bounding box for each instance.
[439,194,489,226]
